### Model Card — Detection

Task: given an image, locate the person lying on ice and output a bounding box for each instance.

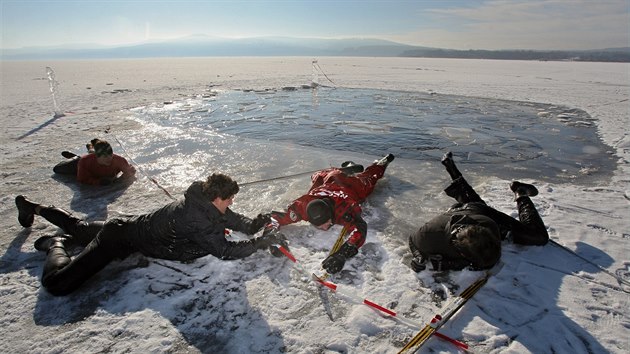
[264,153,395,274]
[408,152,549,272]
[15,173,285,296]
[53,138,136,186]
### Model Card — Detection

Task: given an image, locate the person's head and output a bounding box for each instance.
[202,173,239,214]
[450,225,501,269]
[91,139,114,166]
[306,198,333,230]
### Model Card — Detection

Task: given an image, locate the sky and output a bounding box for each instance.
[1,0,628,51]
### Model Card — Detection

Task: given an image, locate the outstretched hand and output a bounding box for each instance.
[250,213,272,234]
[258,228,289,257]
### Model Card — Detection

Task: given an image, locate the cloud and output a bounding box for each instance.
[145,22,151,41]
[396,0,629,50]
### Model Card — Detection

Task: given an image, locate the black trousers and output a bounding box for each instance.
[38,207,137,295]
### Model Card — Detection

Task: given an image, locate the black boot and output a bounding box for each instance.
[441,151,463,180]
[53,157,80,175]
[15,195,38,228]
[374,153,395,168]
[510,181,539,201]
[340,161,364,175]
[513,196,549,245]
[61,151,79,159]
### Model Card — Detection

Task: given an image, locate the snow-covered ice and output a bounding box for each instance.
[1,57,628,353]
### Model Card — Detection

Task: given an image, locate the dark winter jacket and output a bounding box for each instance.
[409,202,502,271]
[127,181,262,261]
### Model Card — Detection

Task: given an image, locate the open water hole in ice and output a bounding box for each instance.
[126,86,615,186]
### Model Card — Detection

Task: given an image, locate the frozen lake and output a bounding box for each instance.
[132,86,616,184]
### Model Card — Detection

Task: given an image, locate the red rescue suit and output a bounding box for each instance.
[269,163,386,248]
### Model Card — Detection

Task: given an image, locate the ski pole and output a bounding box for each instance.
[274,245,470,351]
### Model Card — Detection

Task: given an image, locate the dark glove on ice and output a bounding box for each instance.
[257,228,289,257]
[322,253,346,274]
[322,242,358,274]
[410,256,427,272]
[249,213,272,234]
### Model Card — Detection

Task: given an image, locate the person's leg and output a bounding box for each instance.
[41,237,116,296]
[509,182,549,245]
[350,164,386,200]
[41,220,136,296]
[349,153,395,198]
[36,206,103,242]
[52,157,79,175]
[441,152,484,204]
[37,206,103,246]
[441,151,463,180]
[16,195,103,246]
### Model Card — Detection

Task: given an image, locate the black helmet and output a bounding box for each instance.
[306,198,333,226]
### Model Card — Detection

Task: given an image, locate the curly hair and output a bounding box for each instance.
[201,173,239,200]
[452,225,501,270]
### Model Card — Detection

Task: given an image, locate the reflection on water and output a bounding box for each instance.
[132,87,615,183]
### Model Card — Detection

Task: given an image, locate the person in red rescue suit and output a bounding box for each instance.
[53,138,136,186]
[264,153,395,274]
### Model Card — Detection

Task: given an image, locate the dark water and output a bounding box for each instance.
[135,87,616,183]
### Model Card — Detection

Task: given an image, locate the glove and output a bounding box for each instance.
[249,213,272,234]
[322,242,358,274]
[322,253,346,274]
[257,228,289,257]
[410,256,427,272]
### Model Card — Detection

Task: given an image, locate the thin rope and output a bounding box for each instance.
[107,129,176,201]
[520,259,629,294]
[240,167,329,186]
[549,240,630,287]
[313,60,338,87]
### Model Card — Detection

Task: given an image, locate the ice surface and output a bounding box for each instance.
[1,57,628,353]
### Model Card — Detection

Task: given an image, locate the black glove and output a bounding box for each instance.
[249,213,272,234]
[257,228,289,257]
[322,242,358,274]
[410,256,427,272]
[322,253,346,274]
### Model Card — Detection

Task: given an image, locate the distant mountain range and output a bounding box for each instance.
[2,35,629,62]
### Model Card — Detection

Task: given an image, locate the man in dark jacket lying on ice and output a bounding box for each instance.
[15,173,285,296]
[408,152,549,272]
